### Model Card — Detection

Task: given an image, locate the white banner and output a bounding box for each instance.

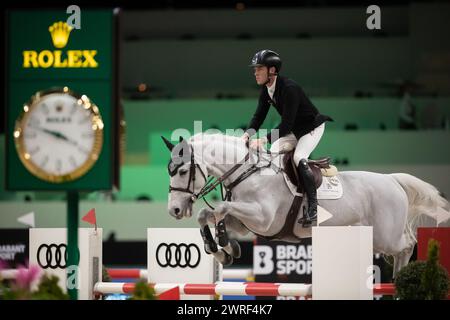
[147,228,221,300]
[312,226,373,300]
[29,228,102,300]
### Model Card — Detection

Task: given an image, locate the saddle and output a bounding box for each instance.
[257,150,337,241]
[282,151,332,193]
[254,151,336,242]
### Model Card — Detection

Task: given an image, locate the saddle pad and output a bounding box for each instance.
[282,172,343,200]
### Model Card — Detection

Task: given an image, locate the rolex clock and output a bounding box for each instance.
[13,87,104,183]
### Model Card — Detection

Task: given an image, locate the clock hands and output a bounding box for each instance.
[46,129,78,146]
[29,125,78,146]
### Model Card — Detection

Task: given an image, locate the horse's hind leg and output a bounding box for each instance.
[393,247,414,279]
[392,234,415,279]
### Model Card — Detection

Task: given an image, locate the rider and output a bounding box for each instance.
[242,49,333,227]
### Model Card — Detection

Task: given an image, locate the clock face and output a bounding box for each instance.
[14,88,103,183]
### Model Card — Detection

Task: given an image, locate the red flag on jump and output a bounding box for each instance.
[157,286,180,300]
[82,208,97,231]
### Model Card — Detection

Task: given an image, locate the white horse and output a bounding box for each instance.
[163,133,449,277]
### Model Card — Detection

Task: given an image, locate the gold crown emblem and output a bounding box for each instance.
[48,21,73,49]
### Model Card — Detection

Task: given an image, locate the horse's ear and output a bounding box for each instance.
[177,137,186,156]
[161,136,174,151]
[177,137,191,160]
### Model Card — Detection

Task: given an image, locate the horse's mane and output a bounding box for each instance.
[188,132,240,142]
[188,132,245,148]
[188,132,273,161]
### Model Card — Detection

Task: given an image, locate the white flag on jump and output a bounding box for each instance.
[17,211,35,228]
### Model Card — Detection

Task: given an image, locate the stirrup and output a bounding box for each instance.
[301,216,317,228]
[298,206,317,227]
[298,215,317,227]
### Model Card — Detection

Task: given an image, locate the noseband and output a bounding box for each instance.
[168,145,208,203]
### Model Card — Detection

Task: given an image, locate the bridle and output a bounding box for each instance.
[168,145,208,201]
[168,144,251,209]
[168,141,287,210]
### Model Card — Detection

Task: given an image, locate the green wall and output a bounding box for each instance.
[123,97,450,163]
[2,96,450,201]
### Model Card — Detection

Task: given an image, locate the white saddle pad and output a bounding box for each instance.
[282,172,343,200]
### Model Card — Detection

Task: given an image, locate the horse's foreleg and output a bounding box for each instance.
[223,214,250,236]
[213,202,237,260]
[197,208,217,254]
[213,201,263,261]
[215,219,242,260]
[197,207,232,265]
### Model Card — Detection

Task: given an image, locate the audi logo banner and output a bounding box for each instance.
[147,228,221,300]
[36,244,81,269]
[156,243,201,268]
[37,243,68,269]
[29,228,103,300]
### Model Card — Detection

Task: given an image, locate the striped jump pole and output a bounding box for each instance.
[0,270,413,297]
[0,269,399,297]
[0,269,20,280]
[1,268,253,281]
[92,281,450,298]
[106,268,254,280]
[372,283,450,299]
[373,283,396,296]
[107,268,148,279]
[93,282,312,297]
[0,269,413,297]
[3,269,447,298]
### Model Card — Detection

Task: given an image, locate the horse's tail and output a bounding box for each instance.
[391,173,450,242]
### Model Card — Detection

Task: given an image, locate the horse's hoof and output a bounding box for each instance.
[229,239,241,259]
[220,249,233,266]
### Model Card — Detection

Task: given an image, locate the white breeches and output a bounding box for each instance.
[270,123,325,166]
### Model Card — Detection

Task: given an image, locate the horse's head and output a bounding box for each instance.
[162,136,208,220]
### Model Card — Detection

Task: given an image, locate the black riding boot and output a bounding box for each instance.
[297,158,318,227]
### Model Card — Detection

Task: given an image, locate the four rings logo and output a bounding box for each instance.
[156,243,201,268]
[37,243,79,269]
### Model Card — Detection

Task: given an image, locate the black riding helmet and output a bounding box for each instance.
[249,49,282,74]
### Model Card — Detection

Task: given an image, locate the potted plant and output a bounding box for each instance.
[394,239,449,300]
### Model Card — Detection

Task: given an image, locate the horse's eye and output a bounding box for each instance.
[179,169,188,176]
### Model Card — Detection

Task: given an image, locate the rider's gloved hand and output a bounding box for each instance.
[249,137,267,150]
[242,132,250,142]
[242,132,250,148]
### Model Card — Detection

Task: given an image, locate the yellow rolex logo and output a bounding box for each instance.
[48,21,72,49]
[22,21,98,69]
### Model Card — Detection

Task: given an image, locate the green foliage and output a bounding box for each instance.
[395,239,449,300]
[31,274,69,300]
[128,280,156,300]
[102,265,111,282]
[1,264,115,300]
[421,239,449,300]
[0,281,30,300]
[0,274,69,300]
